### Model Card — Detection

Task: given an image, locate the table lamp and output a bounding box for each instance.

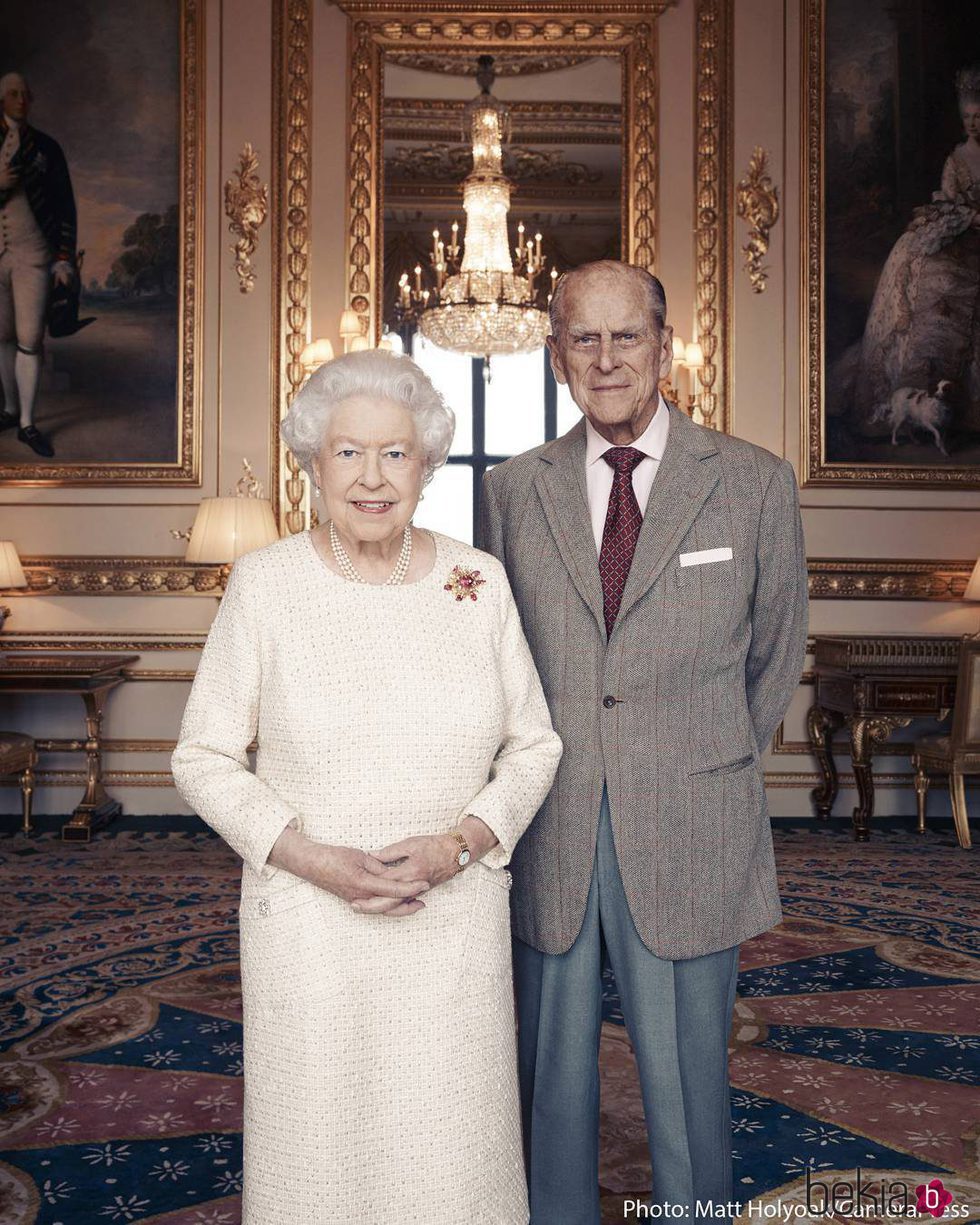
[965,557,980,634]
[0,541,28,631]
[179,462,280,589]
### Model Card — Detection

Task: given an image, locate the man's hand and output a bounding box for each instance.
[0,167,19,191]
[52,261,75,288]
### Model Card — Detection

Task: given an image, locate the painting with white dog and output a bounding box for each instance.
[818,0,980,479]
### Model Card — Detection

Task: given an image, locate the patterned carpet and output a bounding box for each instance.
[0,821,977,1224]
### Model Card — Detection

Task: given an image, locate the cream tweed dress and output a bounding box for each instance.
[171,528,561,1225]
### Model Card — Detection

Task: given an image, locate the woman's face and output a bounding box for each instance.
[961,102,980,143]
[315,396,425,545]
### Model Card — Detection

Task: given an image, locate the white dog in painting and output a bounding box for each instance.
[871,380,953,456]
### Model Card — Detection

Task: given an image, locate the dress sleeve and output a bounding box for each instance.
[462,565,563,869]
[171,558,303,879]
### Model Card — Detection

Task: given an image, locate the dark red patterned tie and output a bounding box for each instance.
[599,447,645,637]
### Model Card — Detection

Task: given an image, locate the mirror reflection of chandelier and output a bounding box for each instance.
[395,55,556,374]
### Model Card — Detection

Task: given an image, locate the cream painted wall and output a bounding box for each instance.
[1,0,977,825]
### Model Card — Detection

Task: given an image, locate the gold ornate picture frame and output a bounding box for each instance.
[802,0,980,489]
[0,0,204,488]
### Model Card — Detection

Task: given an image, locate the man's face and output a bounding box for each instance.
[2,78,31,123]
[546,270,673,442]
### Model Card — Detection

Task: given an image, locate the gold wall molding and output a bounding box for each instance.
[385,50,594,76]
[763,771,916,789]
[736,146,779,293]
[694,0,732,433]
[1,633,204,650]
[10,558,227,596]
[272,0,313,535]
[225,142,269,293]
[806,559,976,601]
[3,558,972,599]
[333,2,666,357]
[35,739,178,754]
[22,771,178,789]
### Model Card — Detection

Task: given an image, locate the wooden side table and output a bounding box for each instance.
[0,653,139,840]
[807,635,959,841]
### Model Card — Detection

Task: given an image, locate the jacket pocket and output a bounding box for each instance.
[688,753,754,778]
[239,879,323,919]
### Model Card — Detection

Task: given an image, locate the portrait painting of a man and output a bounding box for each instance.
[0,0,196,481]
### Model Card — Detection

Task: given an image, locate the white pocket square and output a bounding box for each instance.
[679,547,733,567]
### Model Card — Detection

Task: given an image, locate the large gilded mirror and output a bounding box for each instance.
[335,5,663,541]
[274,3,730,536]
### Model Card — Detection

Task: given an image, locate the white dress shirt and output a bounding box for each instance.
[584,394,670,553]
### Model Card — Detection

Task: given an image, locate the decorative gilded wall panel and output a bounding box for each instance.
[272,0,314,533]
[694,0,732,433]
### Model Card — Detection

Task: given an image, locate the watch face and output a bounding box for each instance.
[458,849,471,867]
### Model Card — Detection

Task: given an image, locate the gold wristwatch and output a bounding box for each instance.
[449,827,471,872]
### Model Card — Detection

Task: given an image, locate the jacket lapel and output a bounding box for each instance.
[534,420,607,635]
[614,405,721,628]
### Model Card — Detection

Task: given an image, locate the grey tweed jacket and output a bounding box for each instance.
[480,406,809,960]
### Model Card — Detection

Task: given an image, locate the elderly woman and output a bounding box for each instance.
[171,348,560,1225]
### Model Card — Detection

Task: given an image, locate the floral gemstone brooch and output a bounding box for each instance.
[444,565,487,602]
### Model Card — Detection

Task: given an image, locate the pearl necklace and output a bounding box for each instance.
[328,520,413,586]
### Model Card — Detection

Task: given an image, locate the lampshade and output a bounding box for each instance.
[300,337,335,370]
[684,341,705,369]
[339,309,363,339]
[348,334,371,353]
[0,541,27,588]
[185,497,280,563]
[671,336,686,362]
[964,558,980,602]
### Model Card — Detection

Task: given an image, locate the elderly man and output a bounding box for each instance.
[481,260,808,1223]
[0,72,77,458]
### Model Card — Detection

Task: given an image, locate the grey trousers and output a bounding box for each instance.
[513,790,740,1225]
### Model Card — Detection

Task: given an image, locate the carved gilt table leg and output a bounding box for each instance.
[848,716,912,842]
[62,686,122,842]
[950,771,972,850]
[912,757,930,834]
[807,704,844,819]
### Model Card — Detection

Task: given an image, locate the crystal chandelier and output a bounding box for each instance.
[395,55,556,374]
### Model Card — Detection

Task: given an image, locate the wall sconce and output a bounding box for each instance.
[661,337,704,417]
[339,308,364,353]
[0,540,28,631]
[684,341,705,416]
[299,337,335,385]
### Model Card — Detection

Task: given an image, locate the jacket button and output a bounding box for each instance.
[602,695,617,709]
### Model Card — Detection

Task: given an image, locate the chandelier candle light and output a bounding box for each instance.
[396,55,556,378]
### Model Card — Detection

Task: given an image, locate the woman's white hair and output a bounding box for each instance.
[280,349,455,486]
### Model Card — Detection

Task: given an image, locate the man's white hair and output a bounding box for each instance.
[0,73,30,96]
[280,348,455,487]
[549,260,667,335]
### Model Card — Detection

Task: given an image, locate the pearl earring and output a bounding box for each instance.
[314,484,321,498]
